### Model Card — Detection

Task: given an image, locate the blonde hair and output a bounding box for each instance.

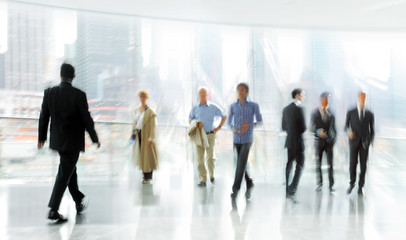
[138,90,149,98]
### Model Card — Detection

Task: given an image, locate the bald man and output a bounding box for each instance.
[345,91,375,195]
[189,87,227,187]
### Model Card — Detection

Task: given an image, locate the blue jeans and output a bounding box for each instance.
[232,143,253,194]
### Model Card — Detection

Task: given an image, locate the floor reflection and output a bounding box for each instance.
[134,184,161,206]
[1,147,406,239]
[347,196,365,240]
[230,199,251,240]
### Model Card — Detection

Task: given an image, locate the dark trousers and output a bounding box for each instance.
[349,141,369,188]
[232,143,253,194]
[137,130,153,180]
[315,142,334,187]
[48,151,84,210]
[143,171,153,180]
[286,148,304,195]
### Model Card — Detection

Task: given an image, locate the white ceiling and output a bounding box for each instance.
[14,0,406,31]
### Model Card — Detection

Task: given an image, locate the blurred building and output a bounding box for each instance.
[0,54,4,89]
[195,25,223,95]
[249,29,281,130]
[2,3,54,92]
[75,12,131,100]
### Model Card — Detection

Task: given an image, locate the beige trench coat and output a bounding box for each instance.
[132,107,159,172]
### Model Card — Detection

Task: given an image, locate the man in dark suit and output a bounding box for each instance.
[345,91,374,195]
[38,63,100,223]
[282,88,306,203]
[310,92,337,193]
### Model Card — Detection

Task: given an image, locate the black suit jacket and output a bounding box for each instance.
[282,102,306,152]
[310,108,337,145]
[38,81,99,153]
[344,107,375,148]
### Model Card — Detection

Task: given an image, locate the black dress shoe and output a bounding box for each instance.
[245,182,254,200]
[329,186,336,193]
[76,197,89,215]
[197,181,206,187]
[316,185,322,192]
[358,188,364,195]
[210,178,215,184]
[48,210,68,223]
[230,192,238,199]
[347,185,355,194]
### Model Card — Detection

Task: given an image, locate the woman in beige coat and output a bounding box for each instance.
[131,90,158,184]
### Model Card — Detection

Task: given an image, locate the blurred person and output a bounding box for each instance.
[310,92,337,193]
[282,88,306,203]
[345,91,375,195]
[38,63,100,223]
[131,90,158,184]
[188,86,227,187]
[228,83,263,200]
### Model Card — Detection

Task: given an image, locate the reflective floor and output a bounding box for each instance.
[1,139,406,240]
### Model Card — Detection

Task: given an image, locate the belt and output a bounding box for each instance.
[206,131,215,134]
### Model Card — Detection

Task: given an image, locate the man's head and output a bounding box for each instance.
[236,83,249,100]
[292,88,305,102]
[60,63,75,80]
[198,86,209,103]
[358,91,367,109]
[320,92,331,108]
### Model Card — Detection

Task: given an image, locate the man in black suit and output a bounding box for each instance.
[310,92,337,193]
[38,63,100,223]
[282,88,306,203]
[345,91,374,195]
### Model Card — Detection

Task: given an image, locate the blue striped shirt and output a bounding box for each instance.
[228,99,263,144]
[189,102,226,132]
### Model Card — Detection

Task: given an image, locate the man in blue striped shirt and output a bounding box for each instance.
[189,87,227,187]
[228,83,263,199]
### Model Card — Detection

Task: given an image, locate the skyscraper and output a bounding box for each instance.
[0,54,4,89]
[195,25,223,95]
[75,12,131,100]
[3,3,54,92]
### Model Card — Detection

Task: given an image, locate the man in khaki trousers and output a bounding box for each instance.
[189,87,227,187]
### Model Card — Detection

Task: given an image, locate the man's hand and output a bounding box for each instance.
[147,141,153,147]
[240,123,250,135]
[319,129,328,139]
[213,126,221,133]
[198,122,204,129]
[37,141,45,149]
[349,130,355,140]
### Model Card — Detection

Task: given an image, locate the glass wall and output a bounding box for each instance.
[1,1,406,180]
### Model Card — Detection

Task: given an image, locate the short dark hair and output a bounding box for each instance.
[236,83,249,93]
[291,88,303,99]
[320,91,331,98]
[60,63,75,79]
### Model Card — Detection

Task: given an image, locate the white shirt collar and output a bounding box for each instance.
[357,104,365,113]
[357,104,366,119]
[294,99,301,106]
[319,105,329,115]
